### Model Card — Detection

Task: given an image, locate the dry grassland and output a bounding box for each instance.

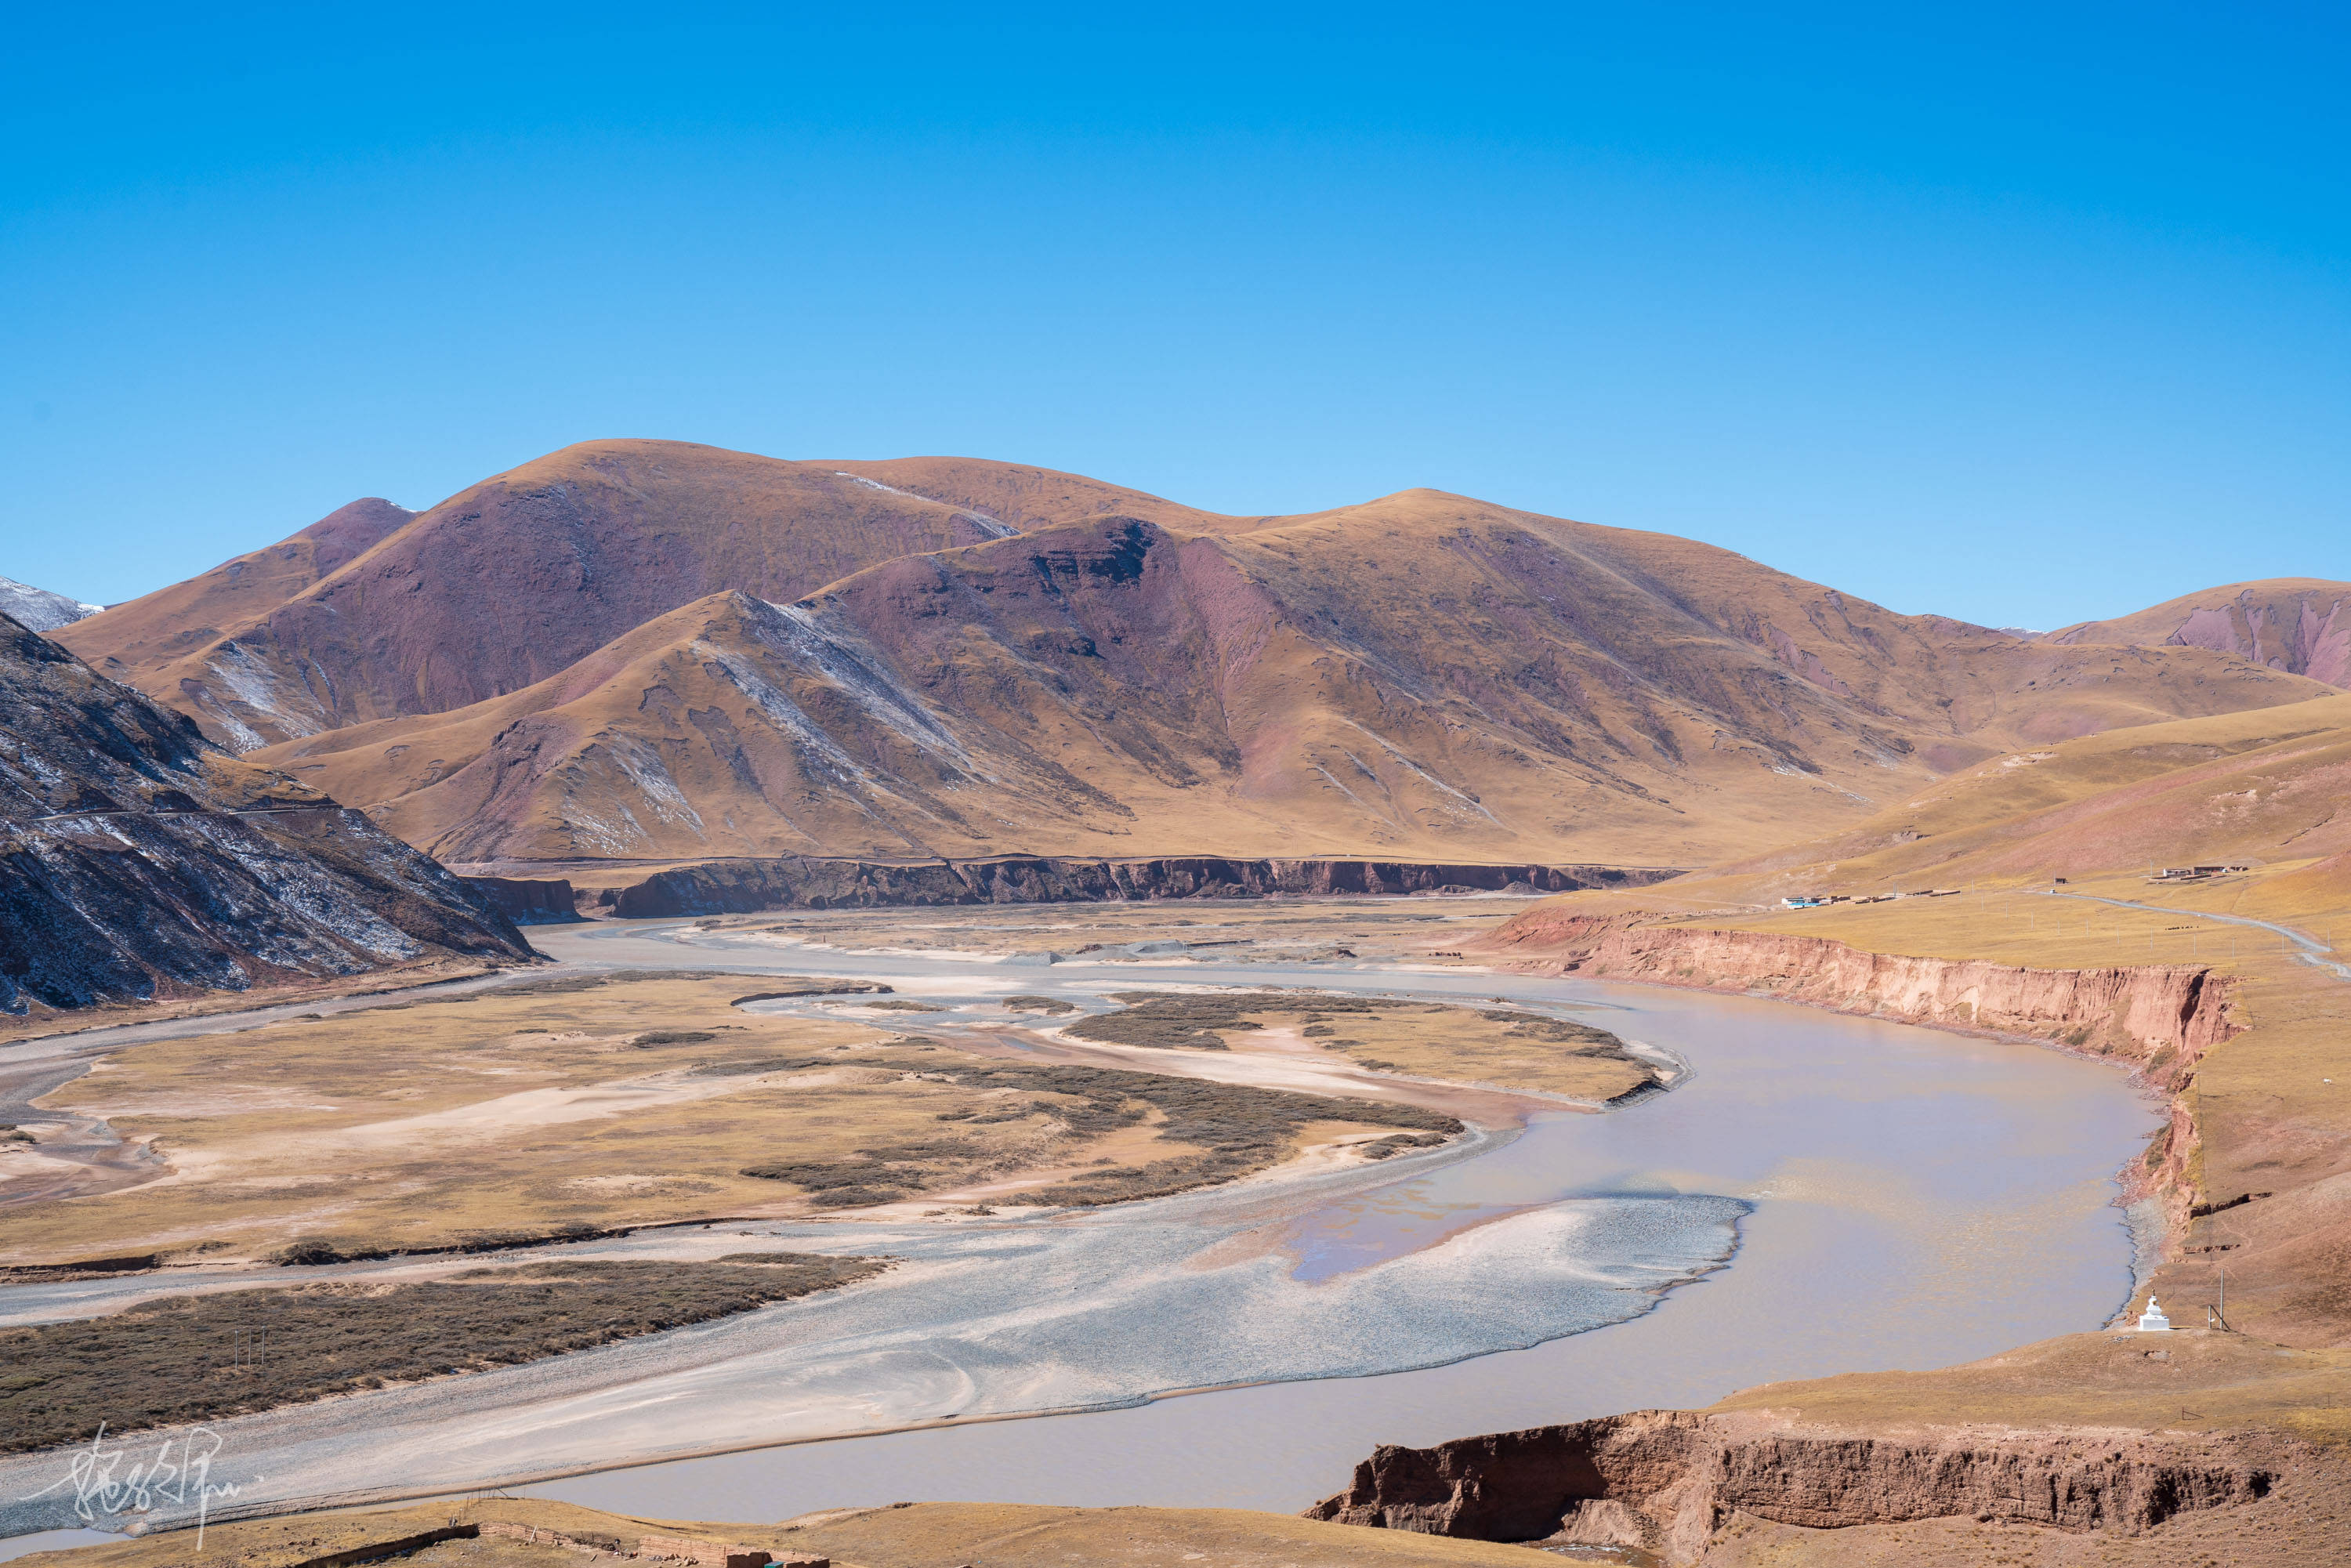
[0,954,520,1048]
[774,1500,1567,1566]
[1712,1327,2351,1443]
[2,974,892,1264]
[0,974,1466,1267]
[1677,874,2335,974]
[0,1254,880,1454]
[1693,1331,2351,1568]
[8,1495,1564,1567]
[1680,693,2351,896]
[1066,990,1660,1103]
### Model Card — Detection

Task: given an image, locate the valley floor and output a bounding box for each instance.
[6,887,2341,1563]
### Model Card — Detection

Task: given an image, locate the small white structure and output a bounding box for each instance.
[2136,1295,2172,1332]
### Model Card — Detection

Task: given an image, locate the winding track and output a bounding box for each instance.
[2045,890,2351,983]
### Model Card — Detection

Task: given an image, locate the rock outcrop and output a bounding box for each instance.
[462,875,583,925]
[595,855,1680,917]
[1480,910,2237,1081]
[0,614,531,1016]
[1306,1411,2277,1563]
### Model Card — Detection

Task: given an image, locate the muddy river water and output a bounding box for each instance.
[0,917,2159,1540]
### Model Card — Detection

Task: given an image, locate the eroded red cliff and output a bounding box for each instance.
[1306,1410,2278,1563]
[1480,910,2237,1084]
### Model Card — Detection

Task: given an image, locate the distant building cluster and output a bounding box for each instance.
[1780,889,1962,909]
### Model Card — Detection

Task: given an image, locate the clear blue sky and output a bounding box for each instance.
[4,3,2344,628]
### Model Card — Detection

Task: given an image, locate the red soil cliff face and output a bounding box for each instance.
[1480,911,2237,1085]
[1305,1411,2277,1563]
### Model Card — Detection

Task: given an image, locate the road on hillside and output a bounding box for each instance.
[2045,891,2350,983]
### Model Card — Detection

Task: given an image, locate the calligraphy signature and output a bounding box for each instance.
[26,1424,258,1549]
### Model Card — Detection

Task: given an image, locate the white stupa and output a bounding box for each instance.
[2136,1295,2172,1332]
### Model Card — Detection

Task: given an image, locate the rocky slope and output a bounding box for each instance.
[0,615,531,1017]
[2049,578,2351,686]
[1306,1406,2284,1563]
[251,492,2330,866]
[0,576,101,634]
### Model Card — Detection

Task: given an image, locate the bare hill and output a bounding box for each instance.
[55,497,415,683]
[0,614,530,1017]
[254,495,2331,866]
[2049,578,2351,686]
[59,442,1052,751]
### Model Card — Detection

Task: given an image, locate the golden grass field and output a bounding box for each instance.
[1704,692,2351,895]
[13,1495,1567,1567]
[690,895,1522,958]
[1712,1327,2351,1444]
[1693,1331,2351,1567]
[1062,989,1660,1104]
[0,969,1543,1268]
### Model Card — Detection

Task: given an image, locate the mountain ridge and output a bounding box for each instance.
[60,441,1223,751]
[56,497,417,690]
[252,491,2334,867]
[2046,578,2351,686]
[52,439,2340,874]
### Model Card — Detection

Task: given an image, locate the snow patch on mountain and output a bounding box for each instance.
[0,574,103,632]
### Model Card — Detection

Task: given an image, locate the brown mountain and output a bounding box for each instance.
[253,494,2331,867]
[0,616,530,1017]
[2047,578,2351,686]
[56,497,415,686]
[60,440,1150,753]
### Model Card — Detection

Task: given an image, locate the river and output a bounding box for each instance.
[0,916,2157,1540]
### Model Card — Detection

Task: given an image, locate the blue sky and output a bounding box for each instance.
[4,4,2344,628]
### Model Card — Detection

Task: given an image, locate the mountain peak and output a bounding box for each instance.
[0,574,103,632]
[2049,578,2351,686]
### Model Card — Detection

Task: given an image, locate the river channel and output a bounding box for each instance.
[0,915,2158,1539]
[527,919,2157,1519]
